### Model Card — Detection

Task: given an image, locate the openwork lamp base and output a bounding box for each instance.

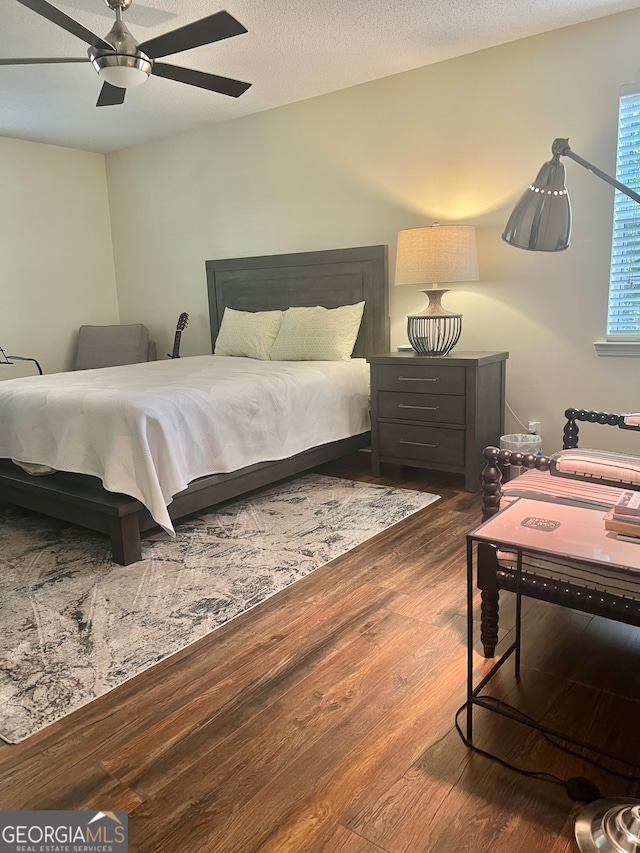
[407,316,461,356]
[407,288,462,356]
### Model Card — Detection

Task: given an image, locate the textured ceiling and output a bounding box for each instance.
[1,0,638,154]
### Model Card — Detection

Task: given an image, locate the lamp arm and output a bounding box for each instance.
[0,350,43,375]
[553,137,640,204]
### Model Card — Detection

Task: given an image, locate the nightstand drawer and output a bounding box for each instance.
[377,392,465,425]
[376,364,465,395]
[379,423,465,466]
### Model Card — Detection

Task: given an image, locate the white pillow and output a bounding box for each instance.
[269,302,365,361]
[214,308,283,360]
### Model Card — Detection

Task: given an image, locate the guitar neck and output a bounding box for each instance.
[171,331,183,359]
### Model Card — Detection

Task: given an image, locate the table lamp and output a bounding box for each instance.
[395,222,479,356]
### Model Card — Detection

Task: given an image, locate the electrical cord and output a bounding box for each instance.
[454,702,570,792]
[506,400,531,432]
[454,700,611,804]
[473,694,640,782]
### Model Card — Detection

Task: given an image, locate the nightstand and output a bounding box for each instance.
[367,350,508,492]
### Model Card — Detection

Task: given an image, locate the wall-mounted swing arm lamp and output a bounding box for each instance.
[0,346,43,375]
[502,137,640,252]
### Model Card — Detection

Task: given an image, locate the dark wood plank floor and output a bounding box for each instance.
[1,450,639,852]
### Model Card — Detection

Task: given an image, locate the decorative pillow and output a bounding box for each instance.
[214,308,283,360]
[269,302,365,361]
[550,448,640,489]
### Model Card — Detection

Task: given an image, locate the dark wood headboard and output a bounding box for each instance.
[205,245,390,358]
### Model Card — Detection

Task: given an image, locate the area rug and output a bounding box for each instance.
[0,474,439,743]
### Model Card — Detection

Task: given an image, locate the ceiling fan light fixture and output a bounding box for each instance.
[91,53,151,88]
[10,0,252,107]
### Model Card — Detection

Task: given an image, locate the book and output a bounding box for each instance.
[612,489,640,519]
[604,508,640,537]
[615,533,640,544]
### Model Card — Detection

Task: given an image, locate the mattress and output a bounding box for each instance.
[0,355,370,534]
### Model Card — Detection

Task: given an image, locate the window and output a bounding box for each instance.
[607,85,640,339]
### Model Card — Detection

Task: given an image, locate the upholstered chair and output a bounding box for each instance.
[74,324,156,370]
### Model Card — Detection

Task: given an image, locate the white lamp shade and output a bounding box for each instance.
[98,64,148,88]
[395,224,479,286]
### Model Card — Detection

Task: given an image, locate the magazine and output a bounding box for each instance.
[612,490,640,519]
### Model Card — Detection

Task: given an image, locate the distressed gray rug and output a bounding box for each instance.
[0,474,439,743]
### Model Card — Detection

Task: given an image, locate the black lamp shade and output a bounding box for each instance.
[502,158,572,251]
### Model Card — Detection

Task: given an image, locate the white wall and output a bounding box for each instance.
[106,9,640,454]
[1,137,119,377]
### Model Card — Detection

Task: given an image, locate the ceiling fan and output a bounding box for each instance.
[1,0,252,106]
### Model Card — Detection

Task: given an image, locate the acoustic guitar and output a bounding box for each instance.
[168,312,189,358]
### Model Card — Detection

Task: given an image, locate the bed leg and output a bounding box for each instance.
[109,514,142,565]
[478,543,499,658]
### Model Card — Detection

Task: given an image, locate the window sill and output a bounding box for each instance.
[594,341,640,357]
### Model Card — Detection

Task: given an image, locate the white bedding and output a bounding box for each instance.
[0,355,370,534]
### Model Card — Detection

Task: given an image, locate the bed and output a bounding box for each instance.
[0,245,389,565]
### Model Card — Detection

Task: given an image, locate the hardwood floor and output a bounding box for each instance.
[1,451,639,852]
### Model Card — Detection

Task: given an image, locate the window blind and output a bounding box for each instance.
[607,86,640,338]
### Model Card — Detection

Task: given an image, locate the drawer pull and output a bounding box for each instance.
[398,376,438,382]
[399,439,437,448]
[399,404,439,412]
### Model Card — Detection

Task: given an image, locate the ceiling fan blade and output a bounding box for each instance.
[138,10,247,60]
[15,0,114,51]
[152,62,251,98]
[0,57,89,64]
[96,82,126,107]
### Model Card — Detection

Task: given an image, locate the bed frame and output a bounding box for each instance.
[0,245,389,565]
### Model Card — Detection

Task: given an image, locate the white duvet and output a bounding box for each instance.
[0,355,370,534]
